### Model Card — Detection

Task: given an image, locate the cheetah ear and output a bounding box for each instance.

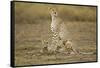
[48,7,56,12]
[48,7,52,13]
[48,7,52,10]
[48,7,51,11]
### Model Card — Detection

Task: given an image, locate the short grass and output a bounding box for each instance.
[15,21,97,66]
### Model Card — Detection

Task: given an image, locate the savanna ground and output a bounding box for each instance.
[14,2,97,66]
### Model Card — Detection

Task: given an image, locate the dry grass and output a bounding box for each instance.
[14,2,97,66]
